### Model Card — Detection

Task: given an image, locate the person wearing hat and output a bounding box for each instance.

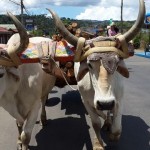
[107,22,119,36]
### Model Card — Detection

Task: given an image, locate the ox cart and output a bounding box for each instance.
[0,0,145,149]
[14,37,135,89]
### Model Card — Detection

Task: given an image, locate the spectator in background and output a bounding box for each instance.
[107,22,119,37]
[52,34,57,41]
[52,34,63,41]
[106,25,110,36]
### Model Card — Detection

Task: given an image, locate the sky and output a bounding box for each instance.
[1,0,150,21]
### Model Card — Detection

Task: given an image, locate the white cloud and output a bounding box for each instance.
[76,0,142,21]
[0,0,100,15]
[0,0,19,14]
[23,0,100,7]
[0,0,149,21]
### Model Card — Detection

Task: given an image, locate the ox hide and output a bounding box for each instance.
[74,56,124,149]
[7,33,76,88]
[0,34,56,150]
[46,0,145,148]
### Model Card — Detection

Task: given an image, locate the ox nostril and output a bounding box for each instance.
[0,73,4,78]
[97,100,115,110]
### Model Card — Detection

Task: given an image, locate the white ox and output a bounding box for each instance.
[47,0,145,149]
[0,13,56,150]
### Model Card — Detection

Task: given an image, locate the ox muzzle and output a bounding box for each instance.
[96,99,115,111]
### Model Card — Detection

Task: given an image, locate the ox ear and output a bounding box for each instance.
[6,67,20,81]
[76,61,89,82]
[117,60,129,78]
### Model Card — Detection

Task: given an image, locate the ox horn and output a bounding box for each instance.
[7,12,29,54]
[46,8,78,47]
[123,0,145,42]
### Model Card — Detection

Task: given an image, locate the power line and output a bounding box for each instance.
[8,0,30,25]
[9,0,20,5]
[23,5,30,15]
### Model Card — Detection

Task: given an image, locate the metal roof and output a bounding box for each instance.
[0,24,16,30]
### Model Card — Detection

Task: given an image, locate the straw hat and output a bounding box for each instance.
[110,22,115,26]
[71,22,78,28]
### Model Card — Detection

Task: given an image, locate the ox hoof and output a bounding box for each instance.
[17,141,22,150]
[22,145,28,150]
[17,144,22,150]
[109,132,121,141]
[93,146,104,150]
[93,138,104,150]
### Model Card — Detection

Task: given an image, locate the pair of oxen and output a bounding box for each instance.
[0,0,145,150]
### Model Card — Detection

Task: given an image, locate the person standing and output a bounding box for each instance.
[107,22,119,36]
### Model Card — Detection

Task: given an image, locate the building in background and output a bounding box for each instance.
[0,24,17,44]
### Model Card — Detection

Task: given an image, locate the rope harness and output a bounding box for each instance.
[74,34,129,62]
[0,34,129,89]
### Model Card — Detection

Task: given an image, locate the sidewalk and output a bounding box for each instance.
[134,49,150,59]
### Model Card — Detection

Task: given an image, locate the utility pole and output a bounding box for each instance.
[121,0,123,33]
[9,0,24,25]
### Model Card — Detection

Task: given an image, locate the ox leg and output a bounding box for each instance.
[40,95,48,126]
[16,120,24,150]
[21,100,41,150]
[109,102,122,141]
[84,101,105,150]
[40,77,56,127]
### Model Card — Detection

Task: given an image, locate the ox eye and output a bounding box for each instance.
[0,74,4,78]
[0,66,5,78]
[87,63,93,69]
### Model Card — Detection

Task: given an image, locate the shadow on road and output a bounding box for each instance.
[30,117,92,150]
[61,90,88,116]
[29,89,150,150]
[104,115,150,150]
[29,90,93,150]
[46,97,61,107]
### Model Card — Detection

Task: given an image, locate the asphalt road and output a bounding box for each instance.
[0,55,150,150]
